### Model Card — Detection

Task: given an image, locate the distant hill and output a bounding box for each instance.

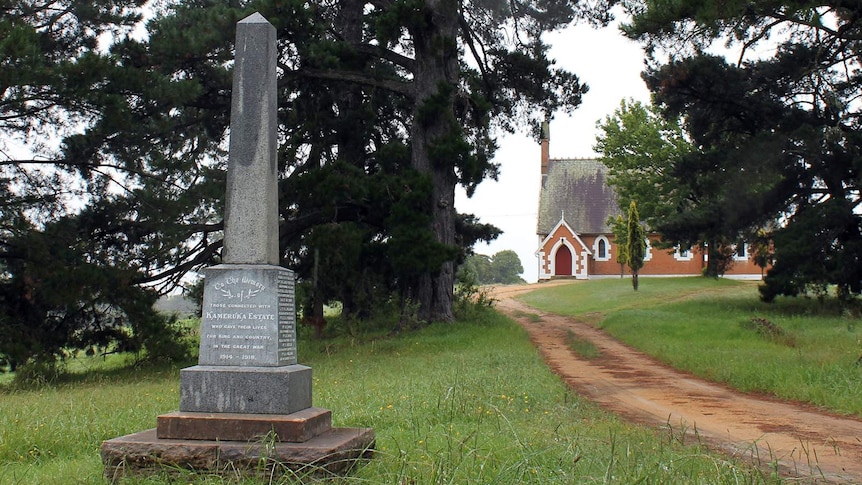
[155,294,198,318]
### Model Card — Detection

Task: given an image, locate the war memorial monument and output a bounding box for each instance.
[100,12,375,478]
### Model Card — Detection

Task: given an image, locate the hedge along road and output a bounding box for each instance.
[492,283,862,483]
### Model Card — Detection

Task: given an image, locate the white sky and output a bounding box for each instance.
[456,20,651,283]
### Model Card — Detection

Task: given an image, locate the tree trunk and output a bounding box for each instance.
[632,271,639,291]
[705,239,720,278]
[408,1,459,322]
[309,248,325,338]
[310,289,325,339]
[335,0,367,168]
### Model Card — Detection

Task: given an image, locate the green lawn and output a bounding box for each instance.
[520,277,862,417]
[0,306,774,484]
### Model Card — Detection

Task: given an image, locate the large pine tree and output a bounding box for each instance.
[1,0,605,368]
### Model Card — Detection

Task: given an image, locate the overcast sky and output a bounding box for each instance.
[455,19,652,283]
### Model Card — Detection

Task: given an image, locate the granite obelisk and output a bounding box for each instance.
[180,13,311,414]
[222,11,279,266]
[101,13,373,478]
[179,12,308,413]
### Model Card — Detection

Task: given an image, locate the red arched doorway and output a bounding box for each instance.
[555,245,573,276]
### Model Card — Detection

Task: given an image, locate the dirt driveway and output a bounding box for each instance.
[492,282,862,484]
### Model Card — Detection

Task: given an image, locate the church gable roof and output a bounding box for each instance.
[538,217,592,255]
[537,159,619,236]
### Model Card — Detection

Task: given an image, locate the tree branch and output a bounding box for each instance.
[283,65,414,97]
[770,9,862,42]
[458,9,492,91]
[133,238,222,286]
[353,43,415,71]
[366,0,395,10]
[736,17,785,67]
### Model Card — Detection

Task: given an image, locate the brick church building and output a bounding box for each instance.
[535,127,764,281]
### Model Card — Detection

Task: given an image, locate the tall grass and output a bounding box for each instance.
[0,306,774,483]
[520,278,862,417]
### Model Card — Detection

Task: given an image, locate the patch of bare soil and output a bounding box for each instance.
[491,283,862,484]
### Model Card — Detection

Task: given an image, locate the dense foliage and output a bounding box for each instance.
[595,99,691,231]
[0,0,189,371]
[595,98,740,276]
[606,1,862,297]
[0,0,601,370]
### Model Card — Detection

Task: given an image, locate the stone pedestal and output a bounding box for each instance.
[179,364,312,414]
[100,262,375,478]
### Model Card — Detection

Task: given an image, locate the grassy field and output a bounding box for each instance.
[520,277,862,417]
[0,305,775,484]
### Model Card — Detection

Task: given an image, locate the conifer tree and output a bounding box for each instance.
[608,214,628,278]
[615,1,862,300]
[626,201,646,291]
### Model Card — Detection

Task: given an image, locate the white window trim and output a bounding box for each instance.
[644,239,653,261]
[674,246,693,261]
[593,235,612,262]
[733,242,748,261]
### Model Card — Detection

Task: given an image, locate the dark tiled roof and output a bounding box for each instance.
[537,159,619,236]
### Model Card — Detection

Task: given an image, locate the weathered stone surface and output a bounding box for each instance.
[101,427,375,480]
[179,365,311,414]
[198,264,296,366]
[157,407,331,442]
[222,12,279,265]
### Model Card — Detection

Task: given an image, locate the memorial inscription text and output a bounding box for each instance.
[198,266,296,366]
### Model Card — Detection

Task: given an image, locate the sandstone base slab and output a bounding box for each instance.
[157,407,331,442]
[101,427,374,479]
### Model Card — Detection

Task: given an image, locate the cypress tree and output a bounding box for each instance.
[626,201,646,291]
